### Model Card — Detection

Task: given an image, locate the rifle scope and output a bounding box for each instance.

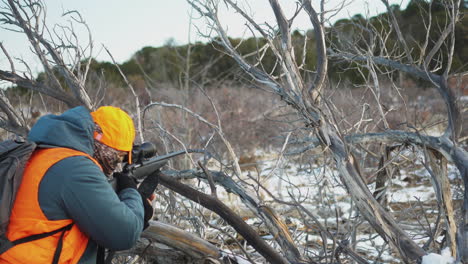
[130,142,157,163]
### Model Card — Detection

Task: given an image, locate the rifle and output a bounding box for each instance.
[112,142,201,199]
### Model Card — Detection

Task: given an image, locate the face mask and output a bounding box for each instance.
[93,139,124,176]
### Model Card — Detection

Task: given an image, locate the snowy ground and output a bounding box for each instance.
[155,149,462,263]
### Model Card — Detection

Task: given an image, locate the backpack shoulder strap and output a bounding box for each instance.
[0,223,73,255]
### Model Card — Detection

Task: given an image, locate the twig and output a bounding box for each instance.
[0,42,15,73]
[144,101,242,177]
[103,45,144,143]
[198,161,217,198]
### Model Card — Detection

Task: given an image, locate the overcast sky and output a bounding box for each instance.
[0,0,409,76]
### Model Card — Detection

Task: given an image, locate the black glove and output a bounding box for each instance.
[140,193,154,230]
[137,170,159,199]
[113,172,153,230]
[113,172,137,192]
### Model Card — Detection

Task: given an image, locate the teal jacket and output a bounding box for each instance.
[27,106,144,264]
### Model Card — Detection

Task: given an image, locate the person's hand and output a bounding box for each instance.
[113,172,137,192]
[114,172,155,230]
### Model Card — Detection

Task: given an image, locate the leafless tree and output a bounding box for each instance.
[186,0,467,263]
[0,1,309,263]
[0,0,93,134]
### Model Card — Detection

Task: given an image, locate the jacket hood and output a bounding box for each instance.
[28,106,95,156]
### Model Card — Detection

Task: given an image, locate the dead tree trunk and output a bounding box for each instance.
[188,0,467,262]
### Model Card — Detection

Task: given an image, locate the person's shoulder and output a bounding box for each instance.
[47,155,105,182]
[39,155,107,219]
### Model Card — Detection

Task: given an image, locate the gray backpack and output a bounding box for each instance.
[0,138,37,239]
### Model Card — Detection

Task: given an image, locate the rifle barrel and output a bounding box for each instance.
[126,149,205,179]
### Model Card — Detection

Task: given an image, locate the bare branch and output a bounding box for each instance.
[198,161,218,198]
[301,0,328,103]
[158,172,291,264]
[0,90,28,136]
[0,69,79,107]
[6,0,92,109]
[0,42,15,73]
[103,46,144,143]
[381,0,414,63]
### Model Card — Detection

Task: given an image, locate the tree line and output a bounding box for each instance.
[6,0,467,94]
[82,0,467,88]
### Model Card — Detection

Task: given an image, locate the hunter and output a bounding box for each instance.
[0,106,153,264]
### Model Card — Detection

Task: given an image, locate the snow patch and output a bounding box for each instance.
[422,248,454,264]
[390,185,435,202]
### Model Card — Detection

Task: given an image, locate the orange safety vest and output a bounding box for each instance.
[0,148,102,264]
